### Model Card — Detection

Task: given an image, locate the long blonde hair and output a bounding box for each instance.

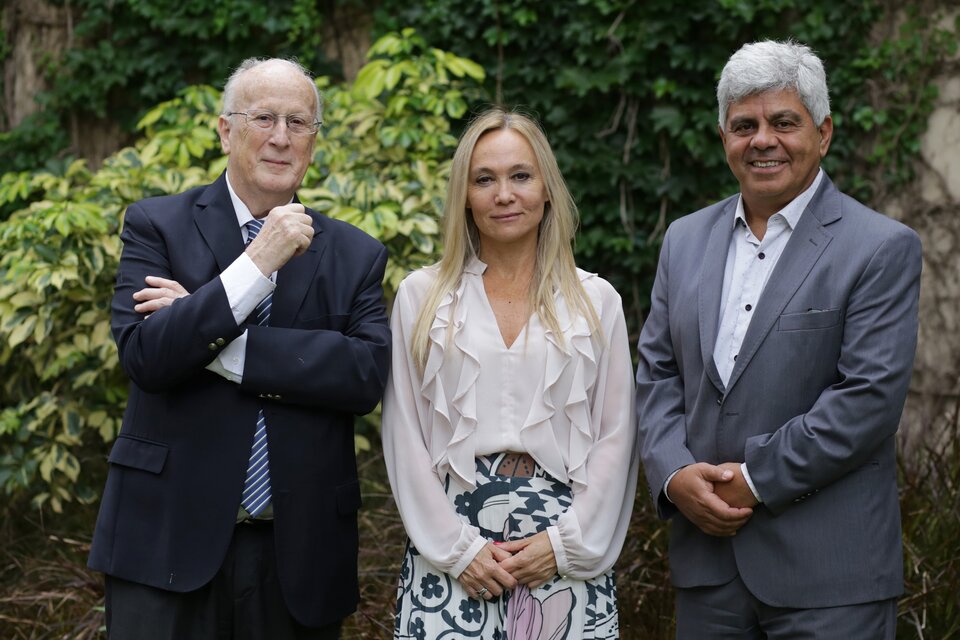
[410,108,602,373]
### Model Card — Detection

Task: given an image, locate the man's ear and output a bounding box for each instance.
[818,115,834,158]
[217,115,232,155]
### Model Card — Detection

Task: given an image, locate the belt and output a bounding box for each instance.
[494,452,537,478]
[238,517,273,526]
[236,504,274,525]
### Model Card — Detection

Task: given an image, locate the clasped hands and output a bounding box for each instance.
[457,531,557,601]
[669,462,758,537]
[132,204,311,315]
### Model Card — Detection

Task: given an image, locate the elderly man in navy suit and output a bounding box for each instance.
[636,40,921,638]
[89,58,390,639]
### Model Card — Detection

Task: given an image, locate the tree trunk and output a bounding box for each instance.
[2,0,68,130]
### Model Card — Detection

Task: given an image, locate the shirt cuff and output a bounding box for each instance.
[450,535,488,579]
[220,253,275,326]
[545,525,569,579]
[740,462,762,503]
[204,330,247,383]
[663,468,683,504]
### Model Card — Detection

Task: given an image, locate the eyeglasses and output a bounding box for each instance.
[225,110,322,136]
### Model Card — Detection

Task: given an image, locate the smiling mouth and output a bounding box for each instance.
[751,160,784,168]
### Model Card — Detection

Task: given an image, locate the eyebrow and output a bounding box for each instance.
[768,109,805,122]
[728,109,807,130]
[471,162,537,175]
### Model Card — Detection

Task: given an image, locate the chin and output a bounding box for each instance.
[257,177,299,194]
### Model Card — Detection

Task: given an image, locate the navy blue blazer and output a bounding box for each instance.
[89,173,391,626]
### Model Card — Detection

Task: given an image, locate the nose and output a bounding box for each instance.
[268,119,292,147]
[494,180,515,205]
[750,122,778,150]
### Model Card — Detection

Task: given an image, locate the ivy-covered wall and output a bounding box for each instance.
[374,0,956,333]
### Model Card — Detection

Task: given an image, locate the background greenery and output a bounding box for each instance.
[1,1,958,637]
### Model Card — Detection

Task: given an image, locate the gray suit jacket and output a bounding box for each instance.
[635,173,921,608]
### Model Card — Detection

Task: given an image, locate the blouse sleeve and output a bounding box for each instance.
[547,279,639,578]
[382,275,487,577]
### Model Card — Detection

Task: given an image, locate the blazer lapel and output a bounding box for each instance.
[270,211,327,325]
[194,174,245,272]
[699,200,737,393]
[723,176,841,394]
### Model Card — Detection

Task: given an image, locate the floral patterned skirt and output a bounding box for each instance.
[393,453,619,639]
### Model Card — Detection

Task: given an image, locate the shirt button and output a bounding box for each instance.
[758,252,766,260]
[734,354,738,360]
[745,304,753,311]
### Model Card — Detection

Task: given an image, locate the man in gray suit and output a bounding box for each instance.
[635,40,921,638]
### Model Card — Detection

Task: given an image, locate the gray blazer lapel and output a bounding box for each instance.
[194,174,246,272]
[699,201,737,392]
[270,212,327,325]
[724,176,841,394]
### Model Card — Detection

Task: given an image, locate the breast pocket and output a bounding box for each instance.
[778,308,842,332]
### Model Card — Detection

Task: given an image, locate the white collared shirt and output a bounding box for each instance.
[715,169,824,502]
[713,169,824,384]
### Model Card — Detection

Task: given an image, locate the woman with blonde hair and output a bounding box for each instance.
[383,107,637,639]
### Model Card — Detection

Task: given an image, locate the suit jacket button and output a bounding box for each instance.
[208,342,218,351]
[215,337,226,346]
[716,398,722,405]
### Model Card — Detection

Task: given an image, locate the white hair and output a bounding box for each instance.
[717,40,830,130]
[221,57,323,123]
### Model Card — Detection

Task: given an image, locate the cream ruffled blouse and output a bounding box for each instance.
[382,258,638,579]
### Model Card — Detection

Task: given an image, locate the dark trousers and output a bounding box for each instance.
[676,574,896,640]
[105,522,341,640]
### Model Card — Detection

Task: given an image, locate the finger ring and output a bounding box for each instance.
[476,587,488,597]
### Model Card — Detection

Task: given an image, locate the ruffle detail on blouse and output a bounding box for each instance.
[520,273,599,492]
[421,269,481,489]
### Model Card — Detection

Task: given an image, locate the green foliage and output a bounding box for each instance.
[0,0,374,175]
[0,31,483,510]
[0,156,125,513]
[830,4,959,201]
[302,28,484,297]
[0,111,71,179]
[374,0,955,327]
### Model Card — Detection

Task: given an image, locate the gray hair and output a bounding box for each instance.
[221,57,323,123]
[717,40,830,130]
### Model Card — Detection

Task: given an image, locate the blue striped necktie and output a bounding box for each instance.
[241,218,272,517]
